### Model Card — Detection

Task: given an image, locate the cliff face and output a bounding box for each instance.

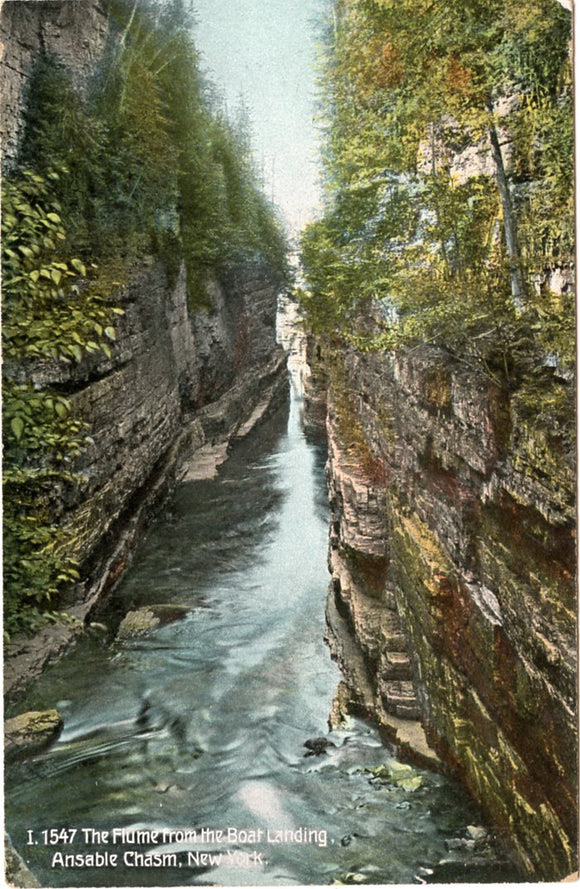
[312,340,576,879]
[2,0,289,697]
[0,0,109,171]
[4,259,287,698]
[63,260,285,599]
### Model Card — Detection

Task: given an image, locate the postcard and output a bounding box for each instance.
[2,0,577,886]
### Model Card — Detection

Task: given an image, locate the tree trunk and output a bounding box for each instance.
[487,114,525,306]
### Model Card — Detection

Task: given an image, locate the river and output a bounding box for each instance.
[5,300,521,887]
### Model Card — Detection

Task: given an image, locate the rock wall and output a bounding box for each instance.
[4,259,288,699]
[1,0,290,701]
[311,339,576,880]
[0,0,109,170]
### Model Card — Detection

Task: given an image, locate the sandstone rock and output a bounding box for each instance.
[5,709,62,759]
[328,681,352,729]
[180,441,229,482]
[4,617,85,700]
[368,761,424,792]
[88,622,108,635]
[5,256,287,700]
[316,336,576,879]
[1,0,109,171]
[326,424,388,557]
[379,680,420,720]
[466,825,489,844]
[302,336,329,434]
[333,872,367,884]
[117,610,160,639]
[117,604,190,640]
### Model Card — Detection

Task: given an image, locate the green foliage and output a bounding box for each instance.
[300,0,574,384]
[20,0,289,293]
[5,0,290,637]
[2,170,120,638]
[512,88,574,270]
[2,170,120,363]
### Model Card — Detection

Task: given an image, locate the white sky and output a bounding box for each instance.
[192,0,326,234]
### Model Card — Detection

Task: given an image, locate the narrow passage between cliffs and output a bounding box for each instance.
[4,299,521,887]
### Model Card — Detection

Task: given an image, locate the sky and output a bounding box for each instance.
[191,0,326,234]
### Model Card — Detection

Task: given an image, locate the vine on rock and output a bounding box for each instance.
[2,170,121,638]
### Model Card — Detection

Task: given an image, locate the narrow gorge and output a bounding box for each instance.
[2,0,577,886]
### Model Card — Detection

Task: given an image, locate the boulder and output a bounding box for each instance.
[116,604,190,640]
[5,709,62,759]
[303,736,337,757]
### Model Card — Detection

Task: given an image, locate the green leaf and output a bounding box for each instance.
[71,259,87,276]
[104,326,117,341]
[11,416,25,441]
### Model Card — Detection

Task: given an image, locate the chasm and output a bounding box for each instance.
[4,304,522,886]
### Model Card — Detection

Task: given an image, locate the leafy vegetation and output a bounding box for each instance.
[3,0,289,637]
[20,0,289,293]
[299,0,574,384]
[2,170,121,637]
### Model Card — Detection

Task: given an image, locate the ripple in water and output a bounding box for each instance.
[5,299,522,886]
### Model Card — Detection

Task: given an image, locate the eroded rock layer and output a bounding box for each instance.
[312,339,576,880]
[4,260,288,698]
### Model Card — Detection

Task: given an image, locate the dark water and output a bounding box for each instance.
[5,332,521,886]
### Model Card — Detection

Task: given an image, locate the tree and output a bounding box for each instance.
[300,0,573,376]
[4,0,290,634]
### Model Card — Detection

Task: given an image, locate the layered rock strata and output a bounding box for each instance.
[312,339,576,880]
[324,394,438,769]
[5,260,288,699]
[2,0,289,702]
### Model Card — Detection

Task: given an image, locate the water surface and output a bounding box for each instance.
[5,314,520,886]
